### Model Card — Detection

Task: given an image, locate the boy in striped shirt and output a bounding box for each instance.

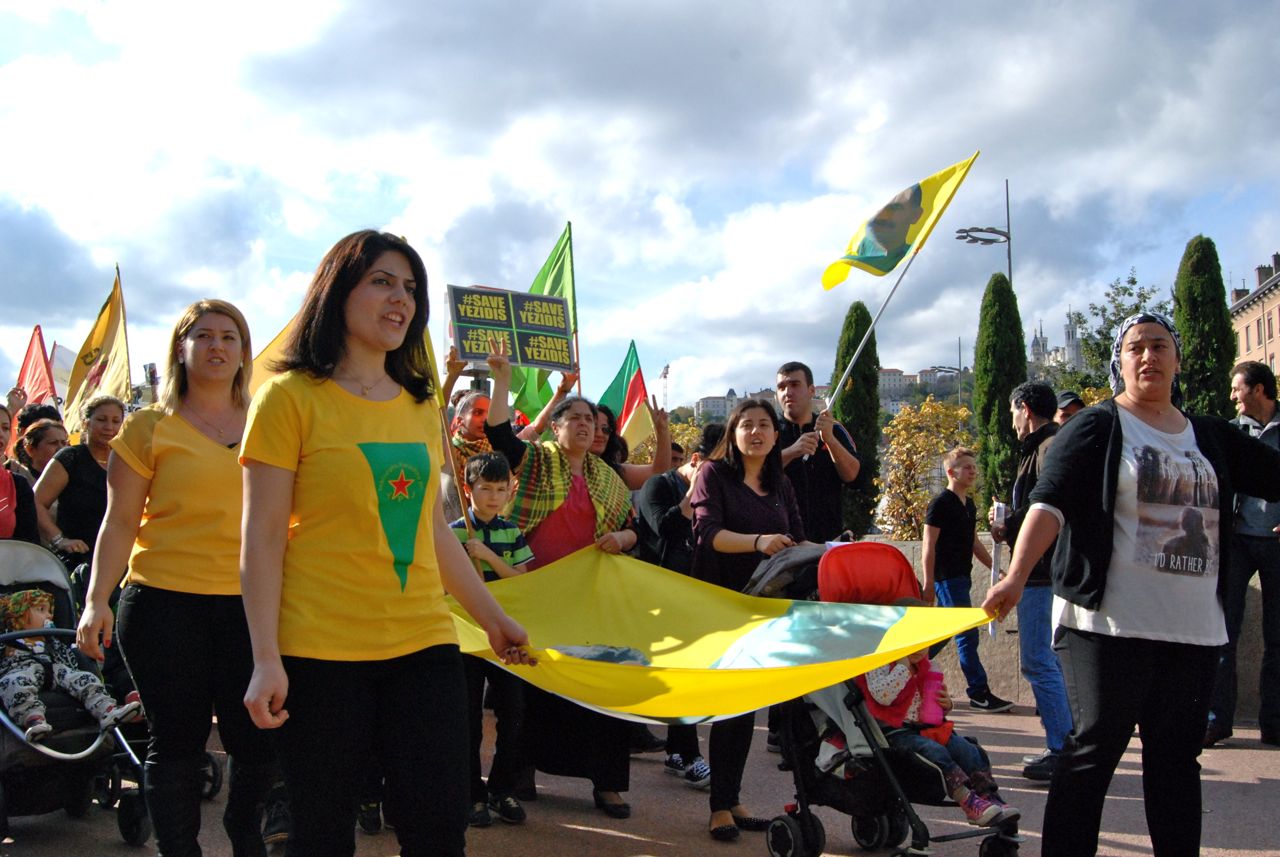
[451,452,534,827]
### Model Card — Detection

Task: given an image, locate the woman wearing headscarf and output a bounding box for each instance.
[483,344,637,819]
[984,312,1280,857]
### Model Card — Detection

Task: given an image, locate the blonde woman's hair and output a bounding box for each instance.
[158,300,253,414]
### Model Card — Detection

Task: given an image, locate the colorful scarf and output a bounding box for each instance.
[506,441,631,538]
[2,589,54,632]
[1109,311,1184,407]
[450,432,493,479]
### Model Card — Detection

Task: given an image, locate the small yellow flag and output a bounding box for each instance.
[823,151,980,289]
[63,270,131,434]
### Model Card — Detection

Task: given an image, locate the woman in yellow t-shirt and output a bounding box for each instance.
[240,230,534,857]
[77,299,278,856]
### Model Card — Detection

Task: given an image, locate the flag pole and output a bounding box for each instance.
[826,248,923,409]
[566,221,582,397]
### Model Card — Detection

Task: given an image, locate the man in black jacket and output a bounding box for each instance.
[992,381,1072,780]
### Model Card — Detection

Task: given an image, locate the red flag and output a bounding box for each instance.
[17,325,56,406]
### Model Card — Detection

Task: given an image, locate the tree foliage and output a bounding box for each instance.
[972,272,1027,506]
[829,300,881,538]
[877,397,973,540]
[1055,268,1172,390]
[1173,235,1234,418]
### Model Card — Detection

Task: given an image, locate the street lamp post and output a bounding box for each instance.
[955,178,1013,287]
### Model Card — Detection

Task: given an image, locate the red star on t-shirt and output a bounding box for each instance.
[389,469,414,499]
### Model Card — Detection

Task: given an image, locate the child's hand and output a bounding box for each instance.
[488,614,538,667]
[464,539,497,563]
[937,683,953,712]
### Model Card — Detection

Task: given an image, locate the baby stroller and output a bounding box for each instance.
[756,542,1021,857]
[0,541,151,845]
[65,561,225,813]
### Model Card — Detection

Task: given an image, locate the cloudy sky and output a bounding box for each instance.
[3,0,1278,408]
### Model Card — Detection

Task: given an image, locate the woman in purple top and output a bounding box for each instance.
[691,398,805,841]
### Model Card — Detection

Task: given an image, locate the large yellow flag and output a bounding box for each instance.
[822,151,980,289]
[450,548,987,724]
[63,270,131,434]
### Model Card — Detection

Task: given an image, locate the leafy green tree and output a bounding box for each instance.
[1173,235,1234,418]
[877,397,973,539]
[829,300,881,537]
[973,272,1026,505]
[1054,269,1172,390]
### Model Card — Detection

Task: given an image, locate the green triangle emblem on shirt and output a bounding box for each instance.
[357,442,432,591]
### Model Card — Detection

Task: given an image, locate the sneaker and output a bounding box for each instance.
[123,690,146,723]
[766,731,781,753]
[23,715,53,742]
[1021,748,1053,765]
[357,802,382,835]
[663,753,686,775]
[262,790,291,846]
[682,756,712,790]
[99,700,143,730]
[468,800,492,828]
[988,797,1022,825]
[489,794,526,824]
[969,692,1015,713]
[1022,751,1059,781]
[960,790,1004,827]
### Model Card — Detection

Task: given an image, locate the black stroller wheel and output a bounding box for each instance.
[117,789,152,846]
[885,806,910,849]
[201,752,224,800]
[766,815,805,857]
[851,813,889,851]
[64,771,94,818]
[979,834,1020,856]
[95,764,123,809]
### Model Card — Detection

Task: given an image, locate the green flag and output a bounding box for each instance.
[358,442,433,591]
[512,222,576,417]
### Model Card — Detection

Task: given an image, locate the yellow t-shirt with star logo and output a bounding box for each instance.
[241,371,457,661]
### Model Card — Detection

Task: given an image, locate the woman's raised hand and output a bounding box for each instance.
[445,345,468,376]
[485,337,513,384]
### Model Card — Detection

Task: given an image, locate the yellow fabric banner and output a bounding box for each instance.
[450,548,988,723]
[822,151,980,289]
[63,271,131,434]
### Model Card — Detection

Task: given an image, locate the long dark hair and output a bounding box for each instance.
[595,403,627,471]
[709,398,784,493]
[275,230,435,403]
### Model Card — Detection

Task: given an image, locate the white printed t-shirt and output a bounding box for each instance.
[1053,406,1226,645]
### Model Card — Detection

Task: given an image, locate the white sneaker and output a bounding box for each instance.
[99,700,143,730]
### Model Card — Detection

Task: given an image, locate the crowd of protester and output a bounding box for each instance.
[4,230,1277,857]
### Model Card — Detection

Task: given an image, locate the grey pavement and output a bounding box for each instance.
[3,703,1277,856]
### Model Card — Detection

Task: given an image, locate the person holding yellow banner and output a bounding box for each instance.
[240,231,533,857]
[690,397,807,842]
[483,342,638,819]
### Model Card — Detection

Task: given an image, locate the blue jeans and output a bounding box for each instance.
[1018,585,1072,752]
[884,726,988,775]
[933,577,989,698]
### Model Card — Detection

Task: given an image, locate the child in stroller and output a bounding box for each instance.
[0,589,140,741]
[857,635,1019,827]
[761,541,1021,857]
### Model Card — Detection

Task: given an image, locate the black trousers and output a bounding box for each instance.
[463,653,525,802]
[116,585,277,857]
[275,646,468,857]
[1043,627,1218,857]
[708,712,755,813]
[665,723,701,761]
[522,685,630,792]
[1210,534,1280,734]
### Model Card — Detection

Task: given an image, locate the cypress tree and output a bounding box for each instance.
[973,272,1027,505]
[1173,235,1234,418]
[829,301,881,537]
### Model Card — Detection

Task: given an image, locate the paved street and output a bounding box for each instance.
[3,703,1277,856]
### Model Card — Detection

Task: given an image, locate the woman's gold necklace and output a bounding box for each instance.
[186,405,239,439]
[339,373,390,397]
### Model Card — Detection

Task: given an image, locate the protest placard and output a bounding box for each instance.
[447,285,574,372]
